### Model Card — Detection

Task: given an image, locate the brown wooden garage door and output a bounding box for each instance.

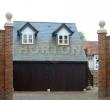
[13,61,88,91]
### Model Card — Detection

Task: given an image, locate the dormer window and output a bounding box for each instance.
[22,33,33,44]
[17,22,38,45]
[58,35,69,45]
[52,24,74,46]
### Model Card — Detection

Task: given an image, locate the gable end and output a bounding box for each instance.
[17,22,38,37]
[52,24,74,37]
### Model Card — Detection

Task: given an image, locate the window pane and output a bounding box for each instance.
[29,34,32,39]
[23,34,27,38]
[23,35,27,43]
[59,36,62,39]
[64,36,67,39]
[64,36,69,44]
[64,40,68,43]
[29,39,32,43]
[59,39,63,43]
[23,39,27,43]
[29,35,33,43]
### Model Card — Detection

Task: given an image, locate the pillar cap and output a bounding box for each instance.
[97,20,107,34]
[4,12,13,26]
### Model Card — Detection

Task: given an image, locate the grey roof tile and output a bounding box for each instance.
[13,21,87,61]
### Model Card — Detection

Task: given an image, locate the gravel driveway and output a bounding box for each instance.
[13,87,98,100]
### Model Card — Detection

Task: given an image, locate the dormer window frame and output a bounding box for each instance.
[52,24,74,46]
[22,32,34,44]
[58,34,69,45]
[17,22,38,45]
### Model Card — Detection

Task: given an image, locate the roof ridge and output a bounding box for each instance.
[13,21,75,24]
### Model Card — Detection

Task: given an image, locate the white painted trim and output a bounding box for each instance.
[22,34,34,44]
[58,35,69,45]
[21,27,35,44]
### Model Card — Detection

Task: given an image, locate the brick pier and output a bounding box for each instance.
[98,21,110,98]
[0,13,13,100]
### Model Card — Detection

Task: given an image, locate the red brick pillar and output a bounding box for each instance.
[0,30,5,99]
[97,21,107,98]
[0,13,13,100]
[4,12,13,100]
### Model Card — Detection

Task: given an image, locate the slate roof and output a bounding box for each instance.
[84,41,98,56]
[13,21,76,37]
[13,21,87,61]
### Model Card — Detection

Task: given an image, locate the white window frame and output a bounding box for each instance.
[58,35,69,45]
[22,33,34,44]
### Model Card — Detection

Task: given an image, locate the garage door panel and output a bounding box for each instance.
[13,63,32,91]
[31,64,49,91]
[49,63,65,91]
[13,61,87,91]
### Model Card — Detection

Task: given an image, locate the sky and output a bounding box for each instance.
[0,0,110,41]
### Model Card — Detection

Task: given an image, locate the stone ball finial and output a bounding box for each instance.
[5,12,12,22]
[4,12,13,26]
[99,20,106,29]
[97,20,107,34]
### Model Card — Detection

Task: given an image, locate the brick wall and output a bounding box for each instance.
[98,32,107,98]
[98,21,110,98]
[0,24,13,100]
[106,36,110,96]
[0,30,5,99]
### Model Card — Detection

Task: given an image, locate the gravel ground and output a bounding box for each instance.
[13,87,98,100]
